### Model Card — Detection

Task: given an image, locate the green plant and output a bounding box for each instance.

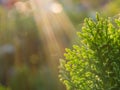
[0,85,10,90]
[59,13,120,90]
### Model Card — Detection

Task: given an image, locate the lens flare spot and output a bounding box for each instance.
[14,1,32,14]
[50,2,63,14]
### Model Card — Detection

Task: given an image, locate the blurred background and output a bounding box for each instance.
[0,0,120,90]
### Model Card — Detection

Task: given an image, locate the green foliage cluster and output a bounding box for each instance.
[0,85,10,90]
[59,13,120,90]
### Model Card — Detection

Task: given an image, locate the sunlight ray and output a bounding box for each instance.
[29,0,76,74]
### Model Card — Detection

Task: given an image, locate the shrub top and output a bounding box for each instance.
[59,13,120,90]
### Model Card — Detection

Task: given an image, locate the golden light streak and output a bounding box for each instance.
[29,0,76,70]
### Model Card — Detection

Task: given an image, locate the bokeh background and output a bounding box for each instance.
[0,0,120,90]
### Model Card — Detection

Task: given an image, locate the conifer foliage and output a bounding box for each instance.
[59,13,120,90]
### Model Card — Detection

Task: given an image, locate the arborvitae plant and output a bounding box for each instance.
[59,13,120,90]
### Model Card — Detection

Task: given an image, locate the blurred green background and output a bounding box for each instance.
[0,0,120,90]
